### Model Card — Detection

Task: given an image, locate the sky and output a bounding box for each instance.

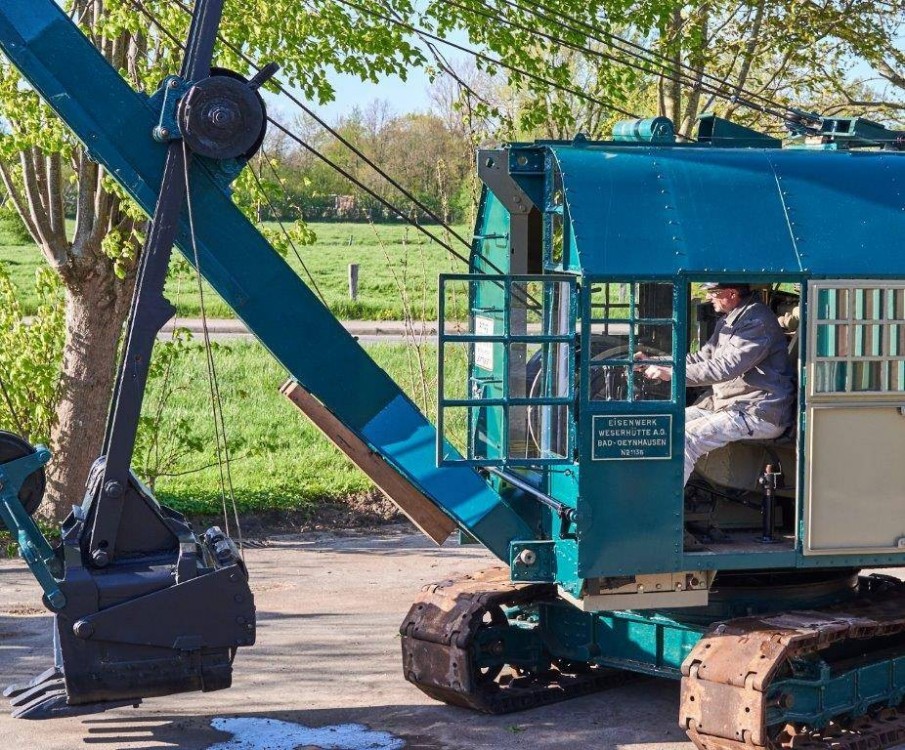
[318,68,437,120]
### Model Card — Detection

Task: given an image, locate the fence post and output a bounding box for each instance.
[348,263,359,301]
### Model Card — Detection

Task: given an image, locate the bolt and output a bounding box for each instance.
[73,619,95,639]
[92,549,109,567]
[234,594,244,603]
[769,693,795,710]
[154,126,170,141]
[168,78,180,89]
[517,549,537,567]
[209,104,238,127]
[104,480,124,498]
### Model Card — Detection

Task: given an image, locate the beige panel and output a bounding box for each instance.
[806,405,905,554]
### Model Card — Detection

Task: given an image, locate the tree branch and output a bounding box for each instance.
[877,58,905,90]
[46,152,67,247]
[72,146,97,251]
[0,158,42,247]
[18,149,67,269]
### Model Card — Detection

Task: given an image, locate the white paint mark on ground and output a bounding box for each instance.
[208,717,405,750]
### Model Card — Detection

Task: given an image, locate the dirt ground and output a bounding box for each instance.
[0,527,902,750]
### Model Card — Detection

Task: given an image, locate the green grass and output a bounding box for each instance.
[0,244,43,313]
[142,339,465,517]
[1,221,471,321]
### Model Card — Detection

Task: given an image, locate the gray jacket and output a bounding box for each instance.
[686,298,795,428]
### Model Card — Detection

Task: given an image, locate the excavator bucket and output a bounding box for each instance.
[0,441,254,717]
[0,0,258,717]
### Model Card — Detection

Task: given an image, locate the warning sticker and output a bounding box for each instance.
[592,414,673,461]
[474,316,495,371]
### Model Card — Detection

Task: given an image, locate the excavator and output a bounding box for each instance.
[2,1,905,747]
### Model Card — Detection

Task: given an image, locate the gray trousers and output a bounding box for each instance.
[684,406,785,485]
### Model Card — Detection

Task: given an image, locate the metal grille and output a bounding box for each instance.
[437,274,577,466]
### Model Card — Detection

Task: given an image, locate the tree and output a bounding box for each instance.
[422,0,905,138]
[0,0,428,519]
[0,19,144,521]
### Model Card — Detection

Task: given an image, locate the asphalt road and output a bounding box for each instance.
[0,527,693,750]
[161,319,429,344]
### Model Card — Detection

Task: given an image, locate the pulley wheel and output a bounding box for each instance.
[0,431,46,526]
[178,68,267,160]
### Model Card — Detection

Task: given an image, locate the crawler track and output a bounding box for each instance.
[681,576,905,750]
[400,567,630,713]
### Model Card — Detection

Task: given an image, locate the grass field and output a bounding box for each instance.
[1,221,472,321]
[141,338,465,518]
[0,219,474,522]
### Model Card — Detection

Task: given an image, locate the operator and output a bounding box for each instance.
[637,282,795,485]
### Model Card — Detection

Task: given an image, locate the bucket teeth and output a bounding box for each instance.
[6,668,142,719]
[7,670,67,720]
[4,666,61,699]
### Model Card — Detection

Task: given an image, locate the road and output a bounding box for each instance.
[0,526,693,750]
[161,319,433,344]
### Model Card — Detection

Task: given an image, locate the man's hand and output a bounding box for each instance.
[643,364,672,382]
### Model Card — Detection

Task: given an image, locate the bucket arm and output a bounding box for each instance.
[0,0,532,560]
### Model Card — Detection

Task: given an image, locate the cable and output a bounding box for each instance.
[128,0,544,311]
[143,0,548,291]
[181,140,244,553]
[167,0,476,254]
[267,116,540,310]
[328,0,644,123]
[489,0,814,123]
[436,0,794,126]
[247,149,330,308]
[135,0,508,266]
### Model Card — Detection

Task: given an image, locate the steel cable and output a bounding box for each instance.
[181,140,244,553]
[135,0,541,290]
[168,0,477,253]
[487,0,804,121]
[127,0,541,303]
[247,148,330,308]
[435,0,795,126]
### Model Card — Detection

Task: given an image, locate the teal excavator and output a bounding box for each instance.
[2,2,905,747]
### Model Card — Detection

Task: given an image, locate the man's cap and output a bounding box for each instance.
[701,281,751,294]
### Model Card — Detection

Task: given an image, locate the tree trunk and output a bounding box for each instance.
[43,267,135,522]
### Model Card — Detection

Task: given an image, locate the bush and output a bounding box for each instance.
[0,263,65,445]
[0,211,33,245]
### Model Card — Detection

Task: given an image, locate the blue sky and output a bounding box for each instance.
[318,68,437,119]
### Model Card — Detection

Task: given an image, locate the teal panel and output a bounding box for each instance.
[549,146,905,278]
[472,188,511,274]
[578,279,686,577]
[765,150,905,276]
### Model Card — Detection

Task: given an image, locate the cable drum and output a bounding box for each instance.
[178,68,267,160]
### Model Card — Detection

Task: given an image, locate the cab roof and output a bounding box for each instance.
[546,144,905,279]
